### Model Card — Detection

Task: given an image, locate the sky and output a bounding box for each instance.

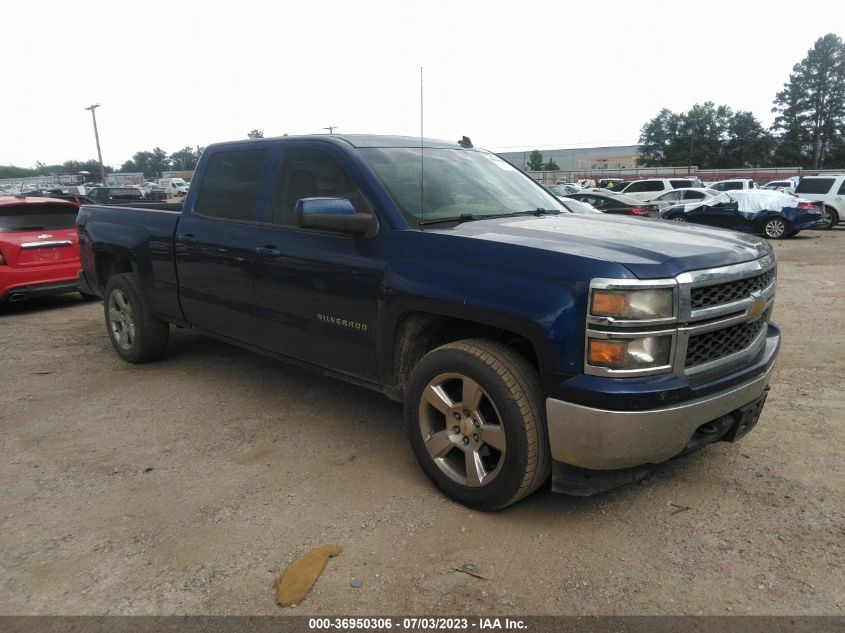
[0,0,840,169]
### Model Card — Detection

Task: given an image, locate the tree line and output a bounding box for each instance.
[638,33,845,170]
[0,146,205,181]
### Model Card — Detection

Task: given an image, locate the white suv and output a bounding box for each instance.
[794,174,845,229]
[709,179,758,192]
[619,178,698,201]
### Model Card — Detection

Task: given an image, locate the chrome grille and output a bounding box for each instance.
[690,269,775,310]
[685,316,768,368]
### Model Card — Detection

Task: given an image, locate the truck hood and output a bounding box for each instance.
[436,213,772,278]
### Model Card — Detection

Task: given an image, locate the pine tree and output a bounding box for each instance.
[527,150,545,171]
[772,33,845,169]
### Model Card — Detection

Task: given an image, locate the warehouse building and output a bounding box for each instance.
[497,145,641,171]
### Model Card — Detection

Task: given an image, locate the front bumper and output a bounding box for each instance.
[545,345,777,472]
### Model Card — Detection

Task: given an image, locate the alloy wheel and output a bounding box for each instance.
[108,289,135,350]
[418,372,506,487]
[765,219,786,238]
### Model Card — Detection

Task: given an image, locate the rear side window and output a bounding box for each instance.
[196,149,269,221]
[838,180,845,194]
[669,179,693,189]
[795,178,835,195]
[625,181,664,193]
[657,191,680,202]
[0,203,78,231]
[684,190,706,200]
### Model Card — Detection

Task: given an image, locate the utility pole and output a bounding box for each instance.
[85,104,107,185]
[687,130,695,175]
[323,126,336,134]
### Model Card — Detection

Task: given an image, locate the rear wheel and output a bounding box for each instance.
[821,206,839,229]
[671,215,688,222]
[405,339,550,511]
[763,217,789,239]
[104,273,169,363]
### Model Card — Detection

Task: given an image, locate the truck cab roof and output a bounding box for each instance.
[205,134,473,151]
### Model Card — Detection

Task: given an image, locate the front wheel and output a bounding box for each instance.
[405,339,550,511]
[764,217,789,239]
[104,273,169,363]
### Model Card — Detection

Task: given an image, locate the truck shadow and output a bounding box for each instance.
[160,327,726,515]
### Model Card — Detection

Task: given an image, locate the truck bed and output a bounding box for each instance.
[76,202,185,323]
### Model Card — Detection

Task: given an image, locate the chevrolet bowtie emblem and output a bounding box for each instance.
[750,297,766,318]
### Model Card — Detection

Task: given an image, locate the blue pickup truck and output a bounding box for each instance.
[77,135,780,510]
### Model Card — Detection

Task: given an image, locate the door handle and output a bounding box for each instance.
[176,233,198,244]
[255,246,283,257]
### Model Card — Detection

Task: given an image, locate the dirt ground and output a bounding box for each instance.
[1,228,843,616]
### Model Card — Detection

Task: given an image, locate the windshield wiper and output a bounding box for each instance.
[513,208,560,216]
[418,209,560,229]
[418,213,479,228]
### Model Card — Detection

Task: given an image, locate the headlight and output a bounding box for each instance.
[591,288,674,320]
[587,335,672,370]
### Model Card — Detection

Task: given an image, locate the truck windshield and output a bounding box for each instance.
[358,147,566,222]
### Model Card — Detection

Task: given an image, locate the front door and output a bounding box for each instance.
[251,144,383,382]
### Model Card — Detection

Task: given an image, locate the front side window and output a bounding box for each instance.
[669,179,693,189]
[358,147,566,222]
[196,148,269,221]
[271,148,371,226]
[684,191,706,200]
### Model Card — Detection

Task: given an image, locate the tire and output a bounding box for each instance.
[103,273,169,363]
[405,339,550,511]
[671,215,688,222]
[821,206,839,229]
[763,217,789,239]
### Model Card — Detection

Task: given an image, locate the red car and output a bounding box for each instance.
[0,196,84,303]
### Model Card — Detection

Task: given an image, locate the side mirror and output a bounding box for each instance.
[296,197,377,237]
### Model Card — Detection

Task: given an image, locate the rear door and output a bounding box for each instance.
[0,201,80,268]
[175,146,276,345]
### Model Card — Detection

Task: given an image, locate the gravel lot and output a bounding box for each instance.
[1,228,843,616]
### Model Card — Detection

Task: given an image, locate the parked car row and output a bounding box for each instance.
[660,189,825,239]
[553,185,827,239]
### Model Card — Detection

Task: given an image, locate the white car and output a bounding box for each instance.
[709,179,758,192]
[617,178,699,202]
[651,187,719,211]
[794,174,845,229]
[761,180,797,193]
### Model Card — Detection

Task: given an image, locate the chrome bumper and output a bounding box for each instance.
[545,363,775,470]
